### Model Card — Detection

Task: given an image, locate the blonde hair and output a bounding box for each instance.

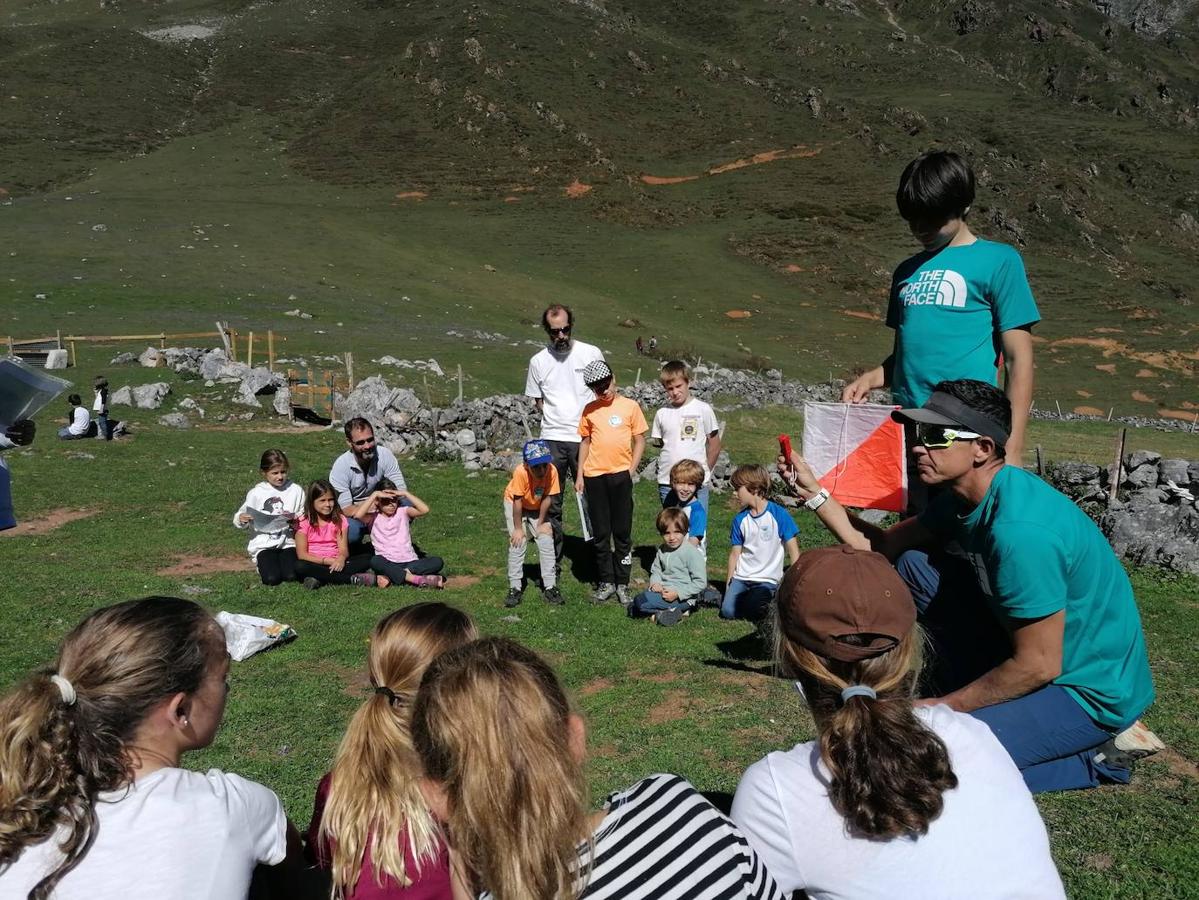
[668,459,704,487]
[659,360,690,384]
[320,603,477,898]
[412,638,590,900]
[775,625,957,838]
[0,597,225,899]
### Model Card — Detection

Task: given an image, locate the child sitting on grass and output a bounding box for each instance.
[357,478,446,589]
[295,479,385,589]
[723,464,800,621]
[234,448,305,586]
[504,439,563,608]
[630,508,708,627]
[576,360,648,606]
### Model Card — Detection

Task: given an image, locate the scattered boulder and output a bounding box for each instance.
[199,349,229,381]
[233,382,262,407]
[1159,458,1190,486]
[131,382,171,409]
[43,349,68,369]
[178,397,205,418]
[1127,449,1161,469]
[158,412,191,429]
[110,351,137,365]
[138,347,162,368]
[110,385,133,406]
[272,387,291,417]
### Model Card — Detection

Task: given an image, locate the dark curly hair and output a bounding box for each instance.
[896,150,975,223]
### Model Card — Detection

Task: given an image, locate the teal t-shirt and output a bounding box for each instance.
[920,466,1154,729]
[886,239,1040,407]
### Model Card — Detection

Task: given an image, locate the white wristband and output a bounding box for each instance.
[804,488,831,511]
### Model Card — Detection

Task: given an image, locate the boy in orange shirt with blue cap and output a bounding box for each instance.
[504,439,563,607]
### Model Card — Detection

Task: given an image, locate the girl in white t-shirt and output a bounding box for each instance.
[0,597,310,900]
[731,546,1065,900]
[233,448,306,586]
[412,637,785,900]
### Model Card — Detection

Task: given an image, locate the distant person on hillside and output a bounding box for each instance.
[722,464,800,622]
[652,360,721,511]
[648,335,658,354]
[732,546,1065,900]
[841,150,1038,469]
[356,478,446,589]
[779,379,1160,793]
[295,479,387,589]
[93,375,112,441]
[524,304,605,570]
[58,393,95,440]
[635,335,644,355]
[503,439,563,608]
[629,507,707,627]
[233,448,305,586]
[0,418,36,531]
[329,417,407,544]
[576,360,647,606]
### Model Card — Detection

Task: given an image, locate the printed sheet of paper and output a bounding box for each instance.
[574,489,593,542]
[0,358,71,425]
[246,506,296,532]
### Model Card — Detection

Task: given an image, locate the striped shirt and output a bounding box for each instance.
[481,774,784,900]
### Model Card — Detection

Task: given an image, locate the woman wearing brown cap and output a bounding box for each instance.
[731,545,1064,900]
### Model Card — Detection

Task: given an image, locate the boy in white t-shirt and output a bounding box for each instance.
[651,360,720,511]
[723,464,799,621]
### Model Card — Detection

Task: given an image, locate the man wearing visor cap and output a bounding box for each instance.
[779,378,1156,794]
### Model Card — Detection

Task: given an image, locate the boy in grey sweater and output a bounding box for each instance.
[630,507,708,626]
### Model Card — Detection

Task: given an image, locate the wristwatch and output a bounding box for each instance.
[804,488,831,511]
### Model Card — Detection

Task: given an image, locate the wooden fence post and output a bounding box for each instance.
[345,352,355,391]
[1107,428,1127,509]
[1035,445,1044,478]
[69,341,77,368]
[457,364,463,403]
[230,329,238,360]
[217,322,232,356]
[267,330,275,372]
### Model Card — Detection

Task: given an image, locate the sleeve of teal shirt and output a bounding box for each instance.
[988,524,1068,619]
[990,246,1041,332]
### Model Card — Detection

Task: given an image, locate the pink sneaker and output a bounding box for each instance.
[412,574,446,589]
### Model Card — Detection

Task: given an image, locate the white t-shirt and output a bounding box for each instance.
[233,480,307,559]
[731,705,1066,900]
[730,502,799,584]
[68,406,91,436]
[651,397,719,485]
[1,768,287,900]
[525,340,605,442]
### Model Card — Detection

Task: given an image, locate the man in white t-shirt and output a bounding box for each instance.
[524,304,605,566]
[651,360,720,510]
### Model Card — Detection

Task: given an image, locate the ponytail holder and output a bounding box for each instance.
[50,674,77,706]
[374,685,400,704]
[840,684,877,704]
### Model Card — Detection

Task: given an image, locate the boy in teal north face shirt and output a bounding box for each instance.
[842,150,1039,465]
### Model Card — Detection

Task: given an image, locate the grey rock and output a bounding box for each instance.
[178,397,205,418]
[1189,461,1199,488]
[216,361,251,383]
[43,349,68,369]
[110,352,137,365]
[110,385,133,406]
[1158,458,1190,485]
[272,387,291,416]
[138,347,162,368]
[464,458,482,471]
[240,367,278,397]
[199,349,228,381]
[132,382,171,409]
[1125,463,1159,489]
[456,428,477,448]
[233,382,263,407]
[158,412,191,429]
[1047,461,1101,486]
[337,376,421,424]
[1127,449,1161,469]
[164,347,202,374]
[1101,501,1199,576]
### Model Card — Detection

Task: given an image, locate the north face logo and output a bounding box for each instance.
[899,269,968,308]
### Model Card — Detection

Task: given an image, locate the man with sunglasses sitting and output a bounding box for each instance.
[779,378,1157,793]
[525,304,605,569]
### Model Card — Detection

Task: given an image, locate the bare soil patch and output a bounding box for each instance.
[395,191,428,201]
[842,310,881,322]
[646,688,693,725]
[1135,368,1156,378]
[564,180,592,198]
[578,677,614,697]
[446,574,480,588]
[1,507,98,537]
[1075,389,1092,398]
[1159,409,1199,422]
[1074,406,1105,416]
[1131,391,1155,403]
[725,310,752,319]
[640,145,822,188]
[1095,364,1117,374]
[157,553,250,577]
[1152,749,1199,782]
[640,174,700,185]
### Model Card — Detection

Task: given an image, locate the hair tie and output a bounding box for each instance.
[374,685,401,704]
[50,674,77,706]
[840,684,877,703]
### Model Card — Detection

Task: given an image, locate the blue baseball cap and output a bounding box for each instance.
[523,439,553,466]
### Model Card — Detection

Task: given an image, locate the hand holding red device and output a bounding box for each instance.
[778,434,793,459]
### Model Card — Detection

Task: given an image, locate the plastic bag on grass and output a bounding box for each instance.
[216,611,297,661]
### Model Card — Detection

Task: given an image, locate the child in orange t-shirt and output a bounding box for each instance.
[503,440,563,608]
[575,361,648,605]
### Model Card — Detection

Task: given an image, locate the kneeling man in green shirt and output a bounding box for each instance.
[781,378,1157,793]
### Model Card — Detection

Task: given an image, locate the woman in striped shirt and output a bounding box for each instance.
[411,637,785,900]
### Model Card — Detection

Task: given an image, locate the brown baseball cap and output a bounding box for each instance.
[777,545,915,663]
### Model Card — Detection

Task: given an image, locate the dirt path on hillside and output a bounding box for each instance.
[1,508,98,537]
[639,144,823,186]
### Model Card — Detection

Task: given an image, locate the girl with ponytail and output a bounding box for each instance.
[731,546,1065,899]
[306,602,476,899]
[411,637,785,900]
[0,596,306,900]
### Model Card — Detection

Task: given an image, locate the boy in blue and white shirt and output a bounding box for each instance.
[723,464,800,621]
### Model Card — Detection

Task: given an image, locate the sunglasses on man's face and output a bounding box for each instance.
[914,423,981,449]
[547,325,571,336]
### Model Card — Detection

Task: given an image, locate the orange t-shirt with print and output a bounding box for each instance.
[578,395,648,477]
[504,463,561,512]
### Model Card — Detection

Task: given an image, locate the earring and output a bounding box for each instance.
[181,717,189,727]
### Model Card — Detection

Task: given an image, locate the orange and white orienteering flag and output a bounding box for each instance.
[801,402,907,512]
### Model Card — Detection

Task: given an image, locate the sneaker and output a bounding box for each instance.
[349,572,378,587]
[615,585,632,606]
[1094,719,1166,767]
[593,582,616,603]
[414,574,446,589]
[542,585,564,605]
[654,606,692,627]
[302,576,322,591]
[505,587,524,608]
[698,585,722,608]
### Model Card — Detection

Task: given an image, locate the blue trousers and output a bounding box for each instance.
[630,590,695,618]
[897,549,1128,793]
[720,578,775,621]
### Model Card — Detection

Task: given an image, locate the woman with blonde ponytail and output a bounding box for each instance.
[0,596,308,900]
[412,637,785,900]
[732,546,1065,899]
[305,602,476,900]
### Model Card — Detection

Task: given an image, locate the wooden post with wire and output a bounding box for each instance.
[1107,428,1127,509]
[267,330,275,372]
[246,331,255,368]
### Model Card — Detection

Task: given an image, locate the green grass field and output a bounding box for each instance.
[1,387,1197,897]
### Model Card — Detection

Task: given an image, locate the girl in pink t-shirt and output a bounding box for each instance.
[295,479,388,589]
[353,478,445,588]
